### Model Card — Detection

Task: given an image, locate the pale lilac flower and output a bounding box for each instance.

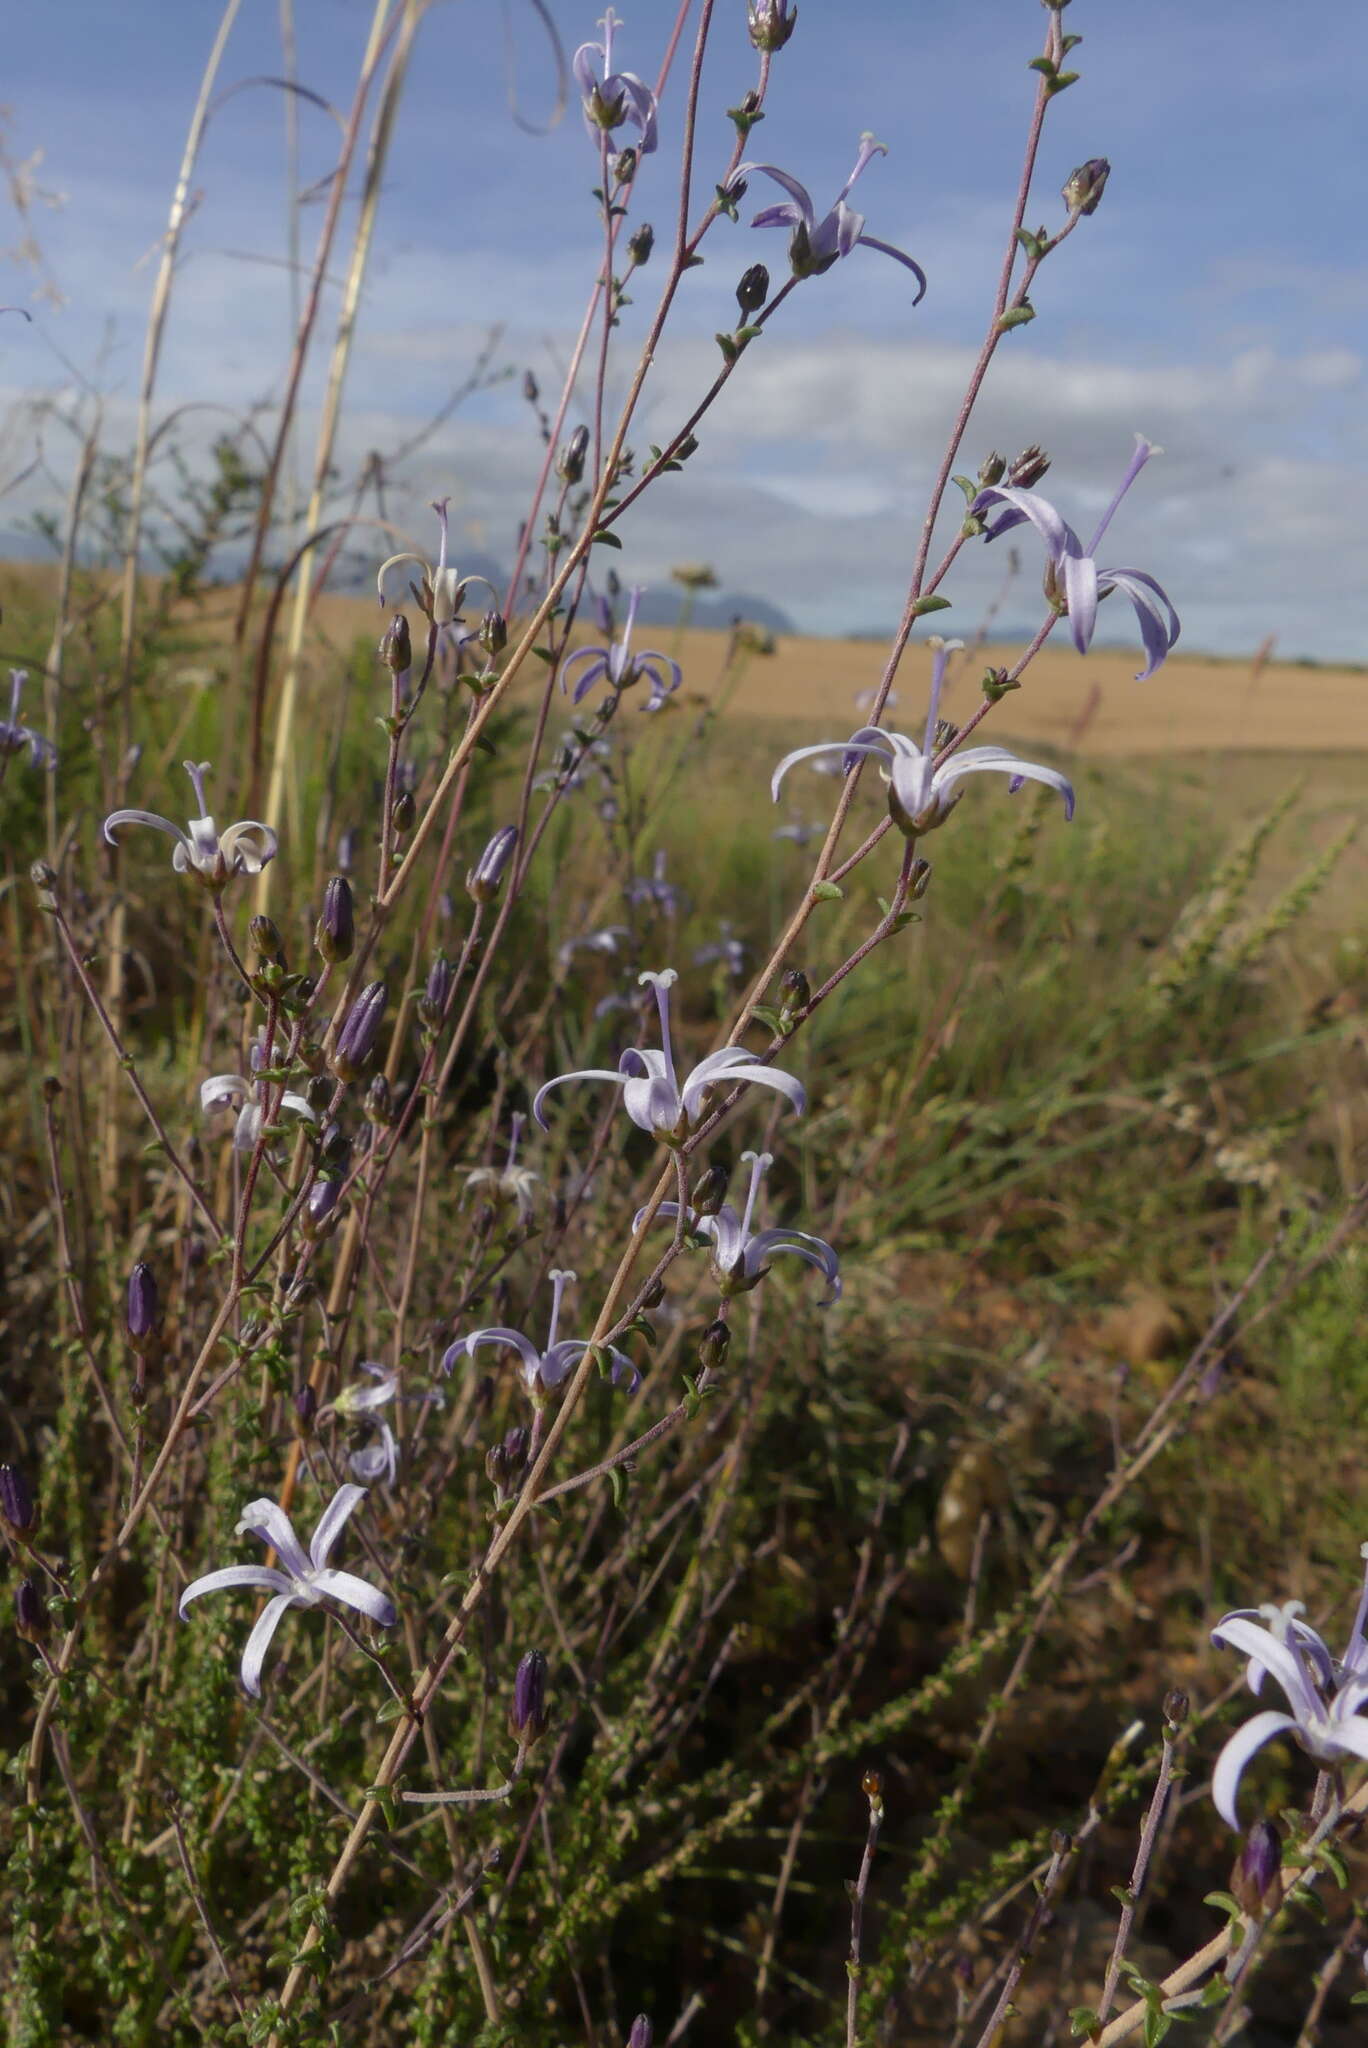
[771,639,1074,834]
[971,436,1180,679]
[626,849,683,914]
[1209,1547,1368,1828]
[376,499,493,628]
[694,921,747,980]
[178,1484,395,1697]
[559,923,634,968]
[442,1268,639,1394]
[332,1364,400,1487]
[534,968,805,1140]
[573,10,658,155]
[200,1045,315,1152]
[728,133,926,297]
[562,588,681,710]
[0,669,56,769]
[637,1149,841,1304]
[774,820,821,847]
[104,761,277,889]
[464,1113,542,1225]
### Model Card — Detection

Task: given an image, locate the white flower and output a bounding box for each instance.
[178,1485,395,1697]
[376,497,493,628]
[200,1048,316,1152]
[103,760,277,889]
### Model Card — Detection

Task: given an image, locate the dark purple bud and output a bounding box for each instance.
[628,222,654,267]
[390,789,415,836]
[779,965,810,1016]
[522,369,539,405]
[612,146,638,185]
[330,981,387,1082]
[558,425,590,485]
[1063,157,1110,217]
[1163,1689,1189,1728]
[485,1440,511,1496]
[747,0,797,51]
[691,1163,730,1218]
[15,1575,46,1642]
[364,1074,393,1127]
[910,857,933,900]
[479,609,507,656]
[1231,1818,1282,1917]
[126,1262,160,1350]
[420,953,454,1031]
[301,1175,344,1241]
[978,451,1006,488]
[316,877,355,964]
[626,2019,654,2048]
[467,826,518,903]
[292,1384,318,1436]
[510,1649,549,1744]
[503,1423,530,1469]
[1007,444,1050,489]
[736,262,770,320]
[700,1319,731,1371]
[0,1463,37,1536]
[639,1276,665,1311]
[380,610,413,675]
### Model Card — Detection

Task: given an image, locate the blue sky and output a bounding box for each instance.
[3,0,1365,658]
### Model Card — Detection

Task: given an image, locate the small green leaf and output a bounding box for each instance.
[715,331,739,364]
[1028,56,1057,75]
[910,594,953,616]
[749,1004,785,1033]
[591,528,623,549]
[997,302,1036,331]
[811,879,843,902]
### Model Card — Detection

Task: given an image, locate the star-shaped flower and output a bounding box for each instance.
[573,9,658,155]
[0,669,56,771]
[104,761,277,890]
[377,498,493,629]
[970,436,1180,679]
[533,968,805,1141]
[200,1044,316,1152]
[442,1268,639,1394]
[727,133,926,296]
[1209,1547,1368,1828]
[637,1149,841,1303]
[771,638,1074,835]
[178,1485,395,1697]
[562,587,681,711]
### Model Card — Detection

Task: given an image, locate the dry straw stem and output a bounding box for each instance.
[257,0,425,879]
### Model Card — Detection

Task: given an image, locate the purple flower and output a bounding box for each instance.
[510,1648,549,1742]
[0,669,56,770]
[104,761,277,890]
[727,133,926,297]
[971,436,1180,679]
[626,848,683,915]
[178,1484,396,1697]
[331,1364,401,1488]
[442,1268,640,1394]
[1208,1549,1368,1828]
[562,587,682,710]
[330,980,388,1082]
[533,967,805,1140]
[771,638,1074,834]
[126,1262,160,1348]
[573,10,658,155]
[637,1149,841,1304]
[467,825,518,902]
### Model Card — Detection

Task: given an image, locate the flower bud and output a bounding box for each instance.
[126,1261,160,1352]
[613,146,638,185]
[390,789,415,836]
[330,981,387,1082]
[747,0,797,51]
[301,1174,345,1241]
[316,877,355,964]
[626,2019,653,2048]
[503,1424,530,1470]
[364,1074,393,1127]
[0,1462,37,1537]
[510,1648,549,1744]
[292,1384,319,1437]
[628,222,654,267]
[558,425,590,485]
[479,608,507,656]
[1163,1689,1189,1728]
[736,262,770,320]
[1231,1818,1282,1918]
[15,1574,46,1643]
[420,953,454,1031]
[467,825,519,903]
[978,451,1006,488]
[691,1163,730,1218]
[1062,157,1110,217]
[1007,445,1050,489]
[249,917,285,981]
[485,1440,512,1497]
[522,370,539,405]
[779,965,810,1017]
[699,1319,731,1371]
[380,610,412,675]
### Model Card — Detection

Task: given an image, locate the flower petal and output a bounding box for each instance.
[1211,1614,1325,1721]
[201,1073,248,1114]
[311,1567,396,1627]
[1210,1710,1297,1829]
[462,1326,544,1384]
[749,1227,842,1302]
[532,1068,626,1128]
[307,1482,368,1571]
[1061,550,1099,655]
[854,233,928,303]
[239,1592,298,1697]
[771,739,888,802]
[1098,568,1181,680]
[970,485,1078,563]
[733,161,816,227]
[218,821,279,874]
[178,1564,294,1618]
[236,1499,313,1581]
[102,809,188,851]
[937,751,1075,820]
